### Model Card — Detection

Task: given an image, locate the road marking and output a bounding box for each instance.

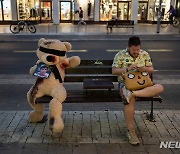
[106,49,122,52]
[13,49,88,53]
[148,49,173,52]
[69,49,87,52]
[107,49,173,52]
[13,50,35,53]
[154,70,180,72]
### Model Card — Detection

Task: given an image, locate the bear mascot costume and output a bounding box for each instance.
[27,38,81,133]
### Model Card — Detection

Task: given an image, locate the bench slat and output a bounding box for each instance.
[83,78,114,90]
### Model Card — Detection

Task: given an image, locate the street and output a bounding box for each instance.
[0,40,180,110]
[0,40,180,73]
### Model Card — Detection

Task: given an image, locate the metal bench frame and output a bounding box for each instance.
[107,20,134,34]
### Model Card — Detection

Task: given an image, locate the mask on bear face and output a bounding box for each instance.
[124,71,153,91]
[39,46,66,57]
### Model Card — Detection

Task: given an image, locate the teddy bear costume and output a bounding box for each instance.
[27,38,80,133]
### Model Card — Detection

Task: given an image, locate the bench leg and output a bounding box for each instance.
[146,100,156,122]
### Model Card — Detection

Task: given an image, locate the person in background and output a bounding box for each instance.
[167,5,177,23]
[78,7,86,25]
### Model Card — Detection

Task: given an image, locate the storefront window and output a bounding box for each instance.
[3,0,11,20]
[60,1,71,21]
[153,0,171,21]
[41,1,52,21]
[74,0,94,21]
[176,0,180,16]
[0,0,12,21]
[138,1,148,21]
[0,2,2,21]
[100,0,131,21]
[17,0,39,20]
[100,0,116,21]
[118,1,131,20]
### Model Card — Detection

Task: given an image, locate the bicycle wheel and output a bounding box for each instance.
[172,18,180,27]
[28,24,36,33]
[10,24,20,34]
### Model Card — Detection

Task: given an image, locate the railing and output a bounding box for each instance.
[48,21,58,33]
[78,20,87,33]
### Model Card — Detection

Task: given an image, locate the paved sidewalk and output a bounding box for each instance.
[0,110,179,154]
[1,23,179,35]
[0,23,179,42]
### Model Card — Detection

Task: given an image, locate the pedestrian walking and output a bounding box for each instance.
[78,7,86,25]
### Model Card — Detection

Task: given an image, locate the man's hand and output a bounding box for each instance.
[137,66,154,73]
[128,64,138,71]
[137,66,146,72]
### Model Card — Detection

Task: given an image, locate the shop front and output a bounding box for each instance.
[16,0,52,22]
[138,0,148,22]
[40,0,52,22]
[0,0,12,23]
[73,0,95,22]
[0,0,179,24]
[147,0,172,23]
[100,0,132,21]
[60,1,72,21]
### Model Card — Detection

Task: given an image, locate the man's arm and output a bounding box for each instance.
[112,65,154,75]
[137,65,154,74]
[112,67,126,75]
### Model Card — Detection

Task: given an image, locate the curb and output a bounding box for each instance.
[0,34,179,42]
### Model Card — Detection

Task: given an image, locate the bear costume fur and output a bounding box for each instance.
[27,38,81,133]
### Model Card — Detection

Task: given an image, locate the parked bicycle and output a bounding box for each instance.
[10,20,36,34]
[160,13,180,28]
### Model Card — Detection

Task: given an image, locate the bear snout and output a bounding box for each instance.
[46,55,56,62]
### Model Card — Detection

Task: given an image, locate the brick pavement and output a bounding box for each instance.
[0,110,179,154]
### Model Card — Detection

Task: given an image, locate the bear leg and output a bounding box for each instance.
[28,103,45,123]
[48,98,64,133]
[27,86,46,123]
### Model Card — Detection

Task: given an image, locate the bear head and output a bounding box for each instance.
[36,38,72,66]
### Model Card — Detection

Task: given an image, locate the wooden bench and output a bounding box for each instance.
[35,60,162,122]
[107,20,134,34]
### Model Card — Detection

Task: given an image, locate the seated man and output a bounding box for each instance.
[112,36,163,145]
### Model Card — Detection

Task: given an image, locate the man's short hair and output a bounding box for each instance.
[128,36,141,47]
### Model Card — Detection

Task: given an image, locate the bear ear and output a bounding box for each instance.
[63,42,72,51]
[38,38,46,46]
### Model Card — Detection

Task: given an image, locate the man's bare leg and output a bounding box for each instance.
[133,84,163,98]
[123,95,140,145]
[123,96,136,130]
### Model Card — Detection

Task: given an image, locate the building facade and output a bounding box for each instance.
[0,0,179,24]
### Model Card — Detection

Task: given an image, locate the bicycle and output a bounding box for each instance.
[160,13,180,28]
[10,20,36,34]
